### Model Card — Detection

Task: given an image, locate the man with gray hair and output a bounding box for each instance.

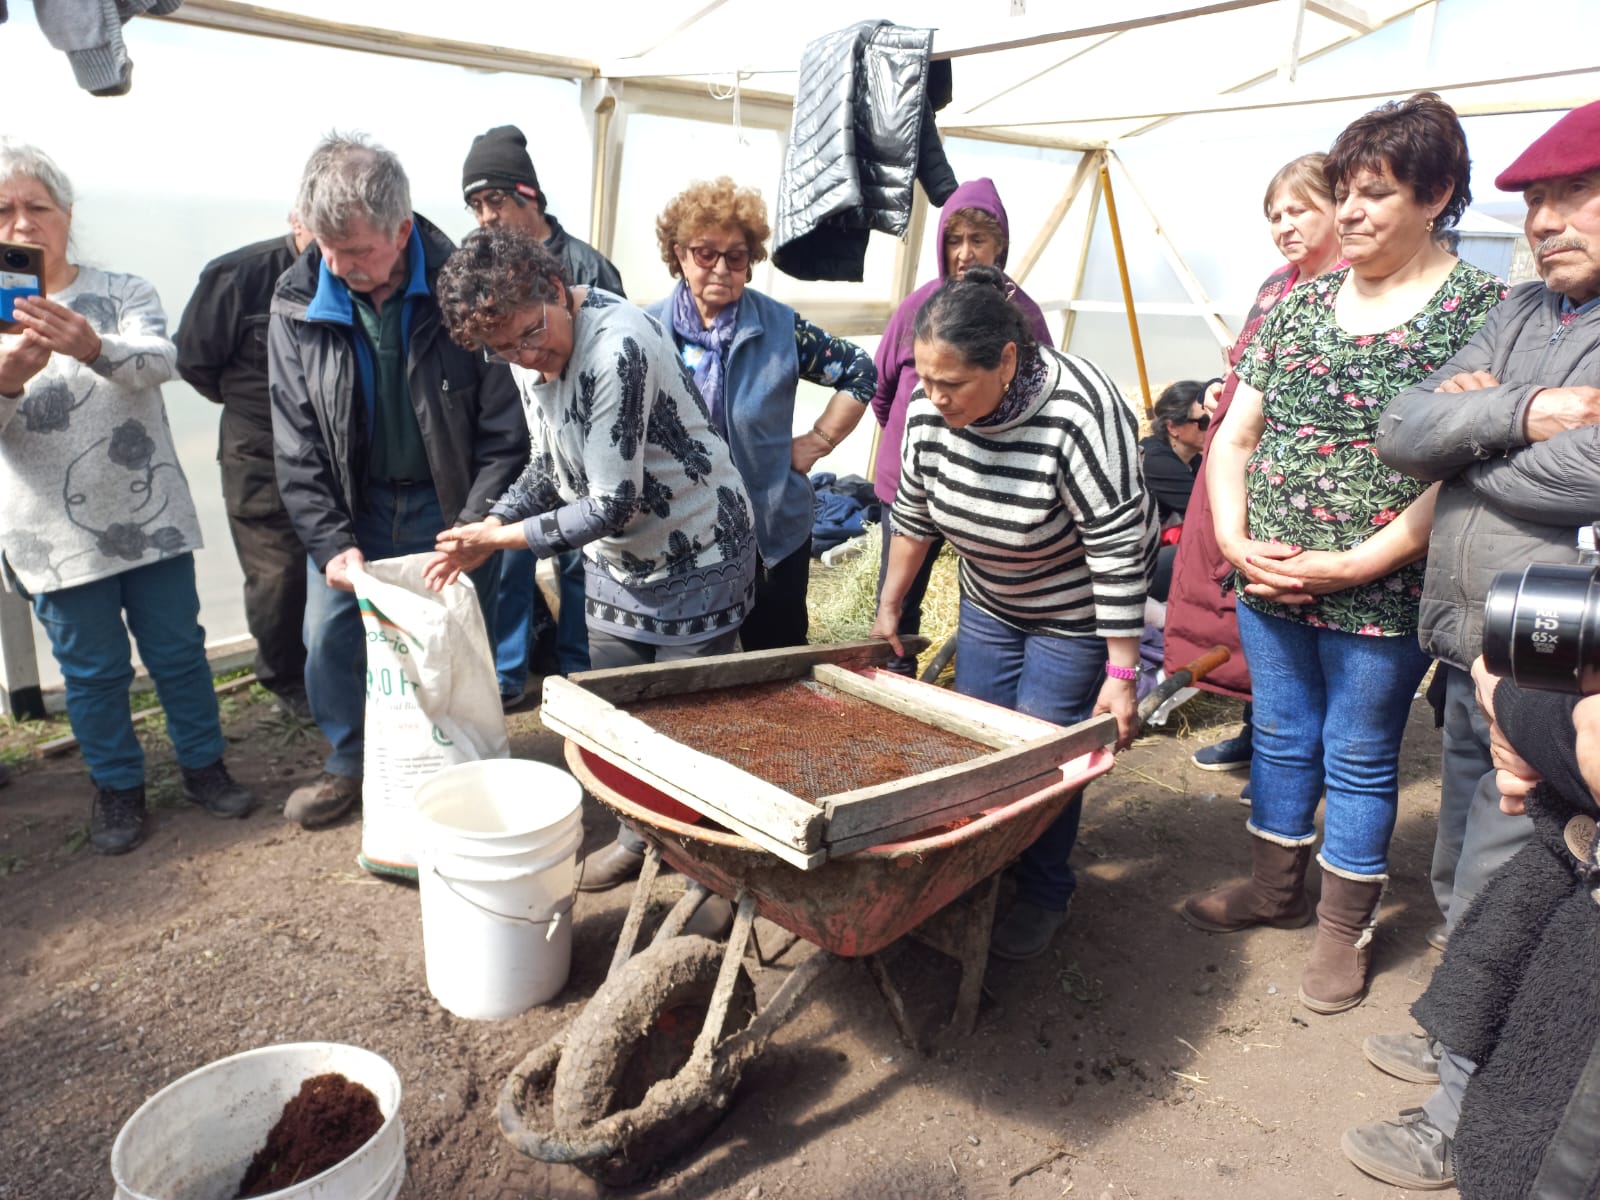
[269,132,526,829]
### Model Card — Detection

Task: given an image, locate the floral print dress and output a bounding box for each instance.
[1233,261,1505,635]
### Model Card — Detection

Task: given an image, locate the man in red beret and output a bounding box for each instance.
[1341,99,1600,1191]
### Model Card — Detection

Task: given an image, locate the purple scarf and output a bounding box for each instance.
[670,279,739,434]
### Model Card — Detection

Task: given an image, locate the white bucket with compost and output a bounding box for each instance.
[110,1041,404,1200]
[415,758,584,1019]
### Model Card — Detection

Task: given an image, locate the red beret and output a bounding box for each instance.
[1496,99,1600,191]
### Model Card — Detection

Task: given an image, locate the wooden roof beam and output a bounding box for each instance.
[1307,0,1377,33]
[157,0,597,79]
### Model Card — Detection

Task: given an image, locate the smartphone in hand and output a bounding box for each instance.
[0,241,45,333]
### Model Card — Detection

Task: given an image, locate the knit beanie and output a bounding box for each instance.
[462,125,541,200]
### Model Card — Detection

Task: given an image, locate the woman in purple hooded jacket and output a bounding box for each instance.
[870,178,1054,673]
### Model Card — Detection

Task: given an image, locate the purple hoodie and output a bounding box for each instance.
[869,177,1055,504]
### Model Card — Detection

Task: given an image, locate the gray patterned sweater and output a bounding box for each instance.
[0,267,202,595]
[490,289,757,646]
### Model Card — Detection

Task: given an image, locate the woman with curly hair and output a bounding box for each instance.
[1181,94,1507,1014]
[646,176,876,650]
[0,140,255,854]
[428,228,759,897]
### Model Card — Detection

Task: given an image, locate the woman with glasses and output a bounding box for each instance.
[1181,94,1506,1015]
[429,226,758,918]
[427,228,756,669]
[1140,380,1212,605]
[645,177,876,651]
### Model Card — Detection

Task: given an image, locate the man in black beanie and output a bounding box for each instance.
[461,124,625,708]
[461,125,624,297]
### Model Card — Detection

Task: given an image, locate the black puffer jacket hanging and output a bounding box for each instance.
[772,20,958,282]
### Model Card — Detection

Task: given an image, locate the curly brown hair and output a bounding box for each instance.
[654,176,771,279]
[436,227,571,349]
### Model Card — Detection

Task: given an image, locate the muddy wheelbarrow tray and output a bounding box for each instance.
[536,637,1120,875]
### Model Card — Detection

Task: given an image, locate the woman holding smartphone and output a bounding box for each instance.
[0,140,254,854]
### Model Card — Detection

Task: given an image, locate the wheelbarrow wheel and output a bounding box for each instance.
[552,934,757,1182]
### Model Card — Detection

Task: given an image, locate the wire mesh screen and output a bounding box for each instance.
[627,679,989,802]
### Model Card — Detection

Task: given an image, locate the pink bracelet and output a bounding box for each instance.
[1105,662,1140,681]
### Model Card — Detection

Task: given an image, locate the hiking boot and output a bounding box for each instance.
[1426,922,1449,952]
[90,783,147,855]
[1364,1031,1443,1084]
[577,842,646,892]
[1300,872,1385,1014]
[181,759,256,818]
[990,898,1070,961]
[1192,731,1252,772]
[284,773,361,829]
[1182,837,1312,932]
[1342,1108,1455,1189]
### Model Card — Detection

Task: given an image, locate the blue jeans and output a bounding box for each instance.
[1236,603,1430,879]
[31,553,224,789]
[493,547,590,693]
[303,482,499,777]
[954,598,1104,912]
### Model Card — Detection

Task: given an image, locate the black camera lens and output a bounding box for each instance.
[2,249,28,270]
[1482,564,1600,695]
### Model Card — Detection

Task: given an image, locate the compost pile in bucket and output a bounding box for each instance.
[234,1072,383,1197]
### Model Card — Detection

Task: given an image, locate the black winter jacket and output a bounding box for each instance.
[1414,682,1600,1198]
[267,214,527,570]
[772,20,957,282]
[545,213,626,296]
[176,233,300,521]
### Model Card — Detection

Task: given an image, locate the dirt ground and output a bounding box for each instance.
[0,674,1461,1200]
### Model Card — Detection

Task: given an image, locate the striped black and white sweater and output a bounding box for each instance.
[890,346,1158,640]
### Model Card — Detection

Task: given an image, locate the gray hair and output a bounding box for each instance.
[294,131,410,240]
[0,139,74,209]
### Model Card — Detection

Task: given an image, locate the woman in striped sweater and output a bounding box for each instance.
[870,266,1159,960]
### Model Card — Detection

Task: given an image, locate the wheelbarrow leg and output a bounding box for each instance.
[946,873,1001,1038]
[691,892,758,1065]
[607,844,665,980]
[652,878,713,944]
[864,954,925,1055]
[902,872,1002,1039]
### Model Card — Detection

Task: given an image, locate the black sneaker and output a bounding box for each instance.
[90,783,147,855]
[181,759,257,818]
[989,898,1071,961]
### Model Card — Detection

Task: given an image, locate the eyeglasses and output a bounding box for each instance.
[465,189,524,216]
[1177,413,1212,432]
[683,243,751,271]
[483,305,550,365]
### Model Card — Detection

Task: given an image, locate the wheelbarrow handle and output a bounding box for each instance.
[1136,644,1232,725]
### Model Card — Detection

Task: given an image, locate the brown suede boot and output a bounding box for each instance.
[1181,837,1313,933]
[1299,872,1385,1014]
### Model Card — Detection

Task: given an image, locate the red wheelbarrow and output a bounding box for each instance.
[499,645,1228,1186]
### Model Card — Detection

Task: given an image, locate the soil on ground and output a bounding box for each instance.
[0,677,1459,1199]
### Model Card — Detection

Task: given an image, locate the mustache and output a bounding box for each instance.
[1536,235,1587,257]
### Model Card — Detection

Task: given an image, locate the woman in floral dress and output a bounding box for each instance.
[0,141,254,855]
[1181,94,1506,1013]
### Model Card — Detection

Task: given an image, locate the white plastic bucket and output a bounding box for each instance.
[415,758,585,1019]
[110,1041,404,1200]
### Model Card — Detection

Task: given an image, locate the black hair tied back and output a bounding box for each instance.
[913,263,1037,370]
